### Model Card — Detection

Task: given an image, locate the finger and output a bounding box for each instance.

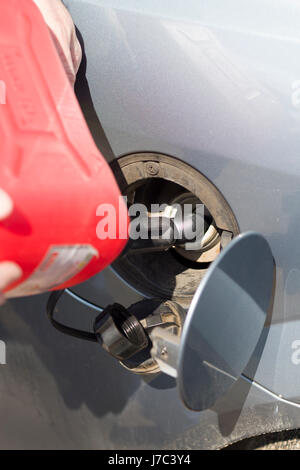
[0,189,13,221]
[0,262,23,294]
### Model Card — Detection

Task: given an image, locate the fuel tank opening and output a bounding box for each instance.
[111,153,239,308]
[47,153,240,377]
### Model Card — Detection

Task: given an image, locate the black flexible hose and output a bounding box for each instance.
[46,290,98,343]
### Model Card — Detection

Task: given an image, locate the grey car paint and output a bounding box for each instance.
[64,0,300,446]
[65,0,300,391]
[1,292,300,450]
[1,0,300,450]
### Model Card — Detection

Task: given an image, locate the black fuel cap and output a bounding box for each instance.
[177,232,275,411]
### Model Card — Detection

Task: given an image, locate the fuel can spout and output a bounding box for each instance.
[124,211,207,255]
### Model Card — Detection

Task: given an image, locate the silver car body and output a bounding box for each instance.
[1,0,300,449]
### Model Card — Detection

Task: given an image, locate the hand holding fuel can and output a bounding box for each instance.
[0,0,129,302]
[0,0,82,303]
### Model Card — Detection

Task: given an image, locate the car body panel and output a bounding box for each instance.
[1,0,300,449]
[66,0,300,403]
[0,293,299,450]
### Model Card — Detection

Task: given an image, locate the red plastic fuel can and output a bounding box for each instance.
[0,0,129,297]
